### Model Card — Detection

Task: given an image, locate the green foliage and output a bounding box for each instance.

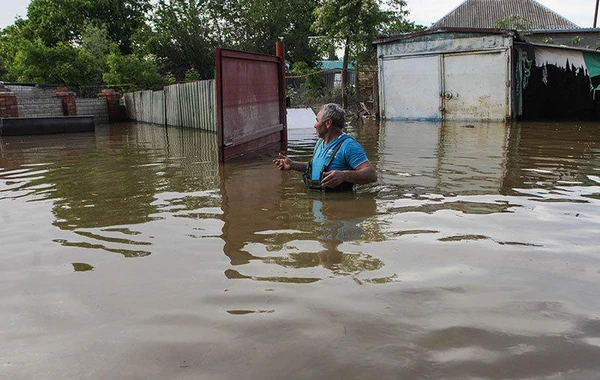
[26,0,151,54]
[147,0,319,81]
[80,23,112,60]
[233,0,320,64]
[311,0,408,64]
[0,20,31,81]
[494,15,533,30]
[9,39,99,86]
[184,68,202,82]
[385,19,427,35]
[80,23,116,83]
[290,61,326,97]
[103,52,165,91]
[147,0,219,81]
[311,0,408,106]
[1,0,429,91]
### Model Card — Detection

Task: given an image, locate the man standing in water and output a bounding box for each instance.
[273,103,377,191]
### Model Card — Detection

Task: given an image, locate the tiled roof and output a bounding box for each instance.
[430,0,580,30]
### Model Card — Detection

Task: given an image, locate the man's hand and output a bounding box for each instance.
[273,153,293,170]
[321,161,377,188]
[320,170,346,188]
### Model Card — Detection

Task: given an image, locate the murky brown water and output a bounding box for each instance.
[2,117,600,379]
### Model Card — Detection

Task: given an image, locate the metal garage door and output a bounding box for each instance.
[380,49,510,121]
[380,54,441,120]
[442,50,510,121]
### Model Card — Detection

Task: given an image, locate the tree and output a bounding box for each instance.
[9,39,99,86]
[147,0,221,81]
[103,51,165,91]
[311,0,409,107]
[80,23,116,84]
[147,0,320,81]
[290,61,326,98]
[233,0,320,64]
[26,0,151,54]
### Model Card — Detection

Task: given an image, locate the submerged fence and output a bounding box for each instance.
[124,80,216,132]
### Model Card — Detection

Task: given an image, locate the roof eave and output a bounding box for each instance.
[373,27,517,46]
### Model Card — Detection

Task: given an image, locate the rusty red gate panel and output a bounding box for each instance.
[216,42,287,162]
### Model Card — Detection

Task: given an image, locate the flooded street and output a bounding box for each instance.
[1,117,600,379]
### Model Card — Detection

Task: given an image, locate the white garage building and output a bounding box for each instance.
[374,28,600,121]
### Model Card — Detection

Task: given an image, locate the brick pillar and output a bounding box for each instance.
[98,89,124,122]
[0,87,19,118]
[52,86,77,116]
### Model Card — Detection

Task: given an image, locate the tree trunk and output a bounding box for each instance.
[341,37,350,109]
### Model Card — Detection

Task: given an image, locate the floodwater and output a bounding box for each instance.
[1,116,600,379]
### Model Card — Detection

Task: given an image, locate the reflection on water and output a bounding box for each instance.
[2,119,600,378]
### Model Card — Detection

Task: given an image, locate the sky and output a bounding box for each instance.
[0,0,597,30]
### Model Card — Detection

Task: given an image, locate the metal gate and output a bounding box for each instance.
[216,42,287,162]
[380,49,511,121]
[442,50,510,121]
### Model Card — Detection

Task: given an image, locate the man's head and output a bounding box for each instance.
[319,103,345,130]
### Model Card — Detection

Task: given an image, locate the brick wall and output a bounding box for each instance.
[3,84,112,124]
[0,85,19,118]
[76,98,109,125]
[357,63,378,101]
[6,84,58,99]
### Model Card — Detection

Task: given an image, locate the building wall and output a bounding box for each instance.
[377,32,513,57]
[376,32,514,121]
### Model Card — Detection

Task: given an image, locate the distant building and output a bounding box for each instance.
[316,60,356,89]
[374,28,600,121]
[430,0,579,30]
[372,0,600,121]
[428,0,600,50]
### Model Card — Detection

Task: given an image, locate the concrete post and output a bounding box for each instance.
[0,87,19,118]
[98,89,124,122]
[52,86,77,116]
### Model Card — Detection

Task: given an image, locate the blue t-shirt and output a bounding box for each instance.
[309,133,369,181]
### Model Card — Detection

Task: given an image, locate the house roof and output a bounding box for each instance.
[317,61,355,70]
[430,0,580,30]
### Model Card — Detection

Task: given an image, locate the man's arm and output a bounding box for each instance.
[320,161,377,188]
[273,153,308,172]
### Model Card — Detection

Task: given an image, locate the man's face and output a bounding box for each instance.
[314,111,328,138]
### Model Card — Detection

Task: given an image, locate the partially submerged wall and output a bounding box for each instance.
[3,84,111,125]
[6,85,63,118]
[76,99,109,125]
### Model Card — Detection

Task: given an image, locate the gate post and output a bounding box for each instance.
[99,89,125,122]
[0,87,19,118]
[52,86,77,116]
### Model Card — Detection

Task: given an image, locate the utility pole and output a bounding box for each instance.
[595,0,599,28]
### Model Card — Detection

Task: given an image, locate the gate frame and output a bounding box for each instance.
[216,42,287,162]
